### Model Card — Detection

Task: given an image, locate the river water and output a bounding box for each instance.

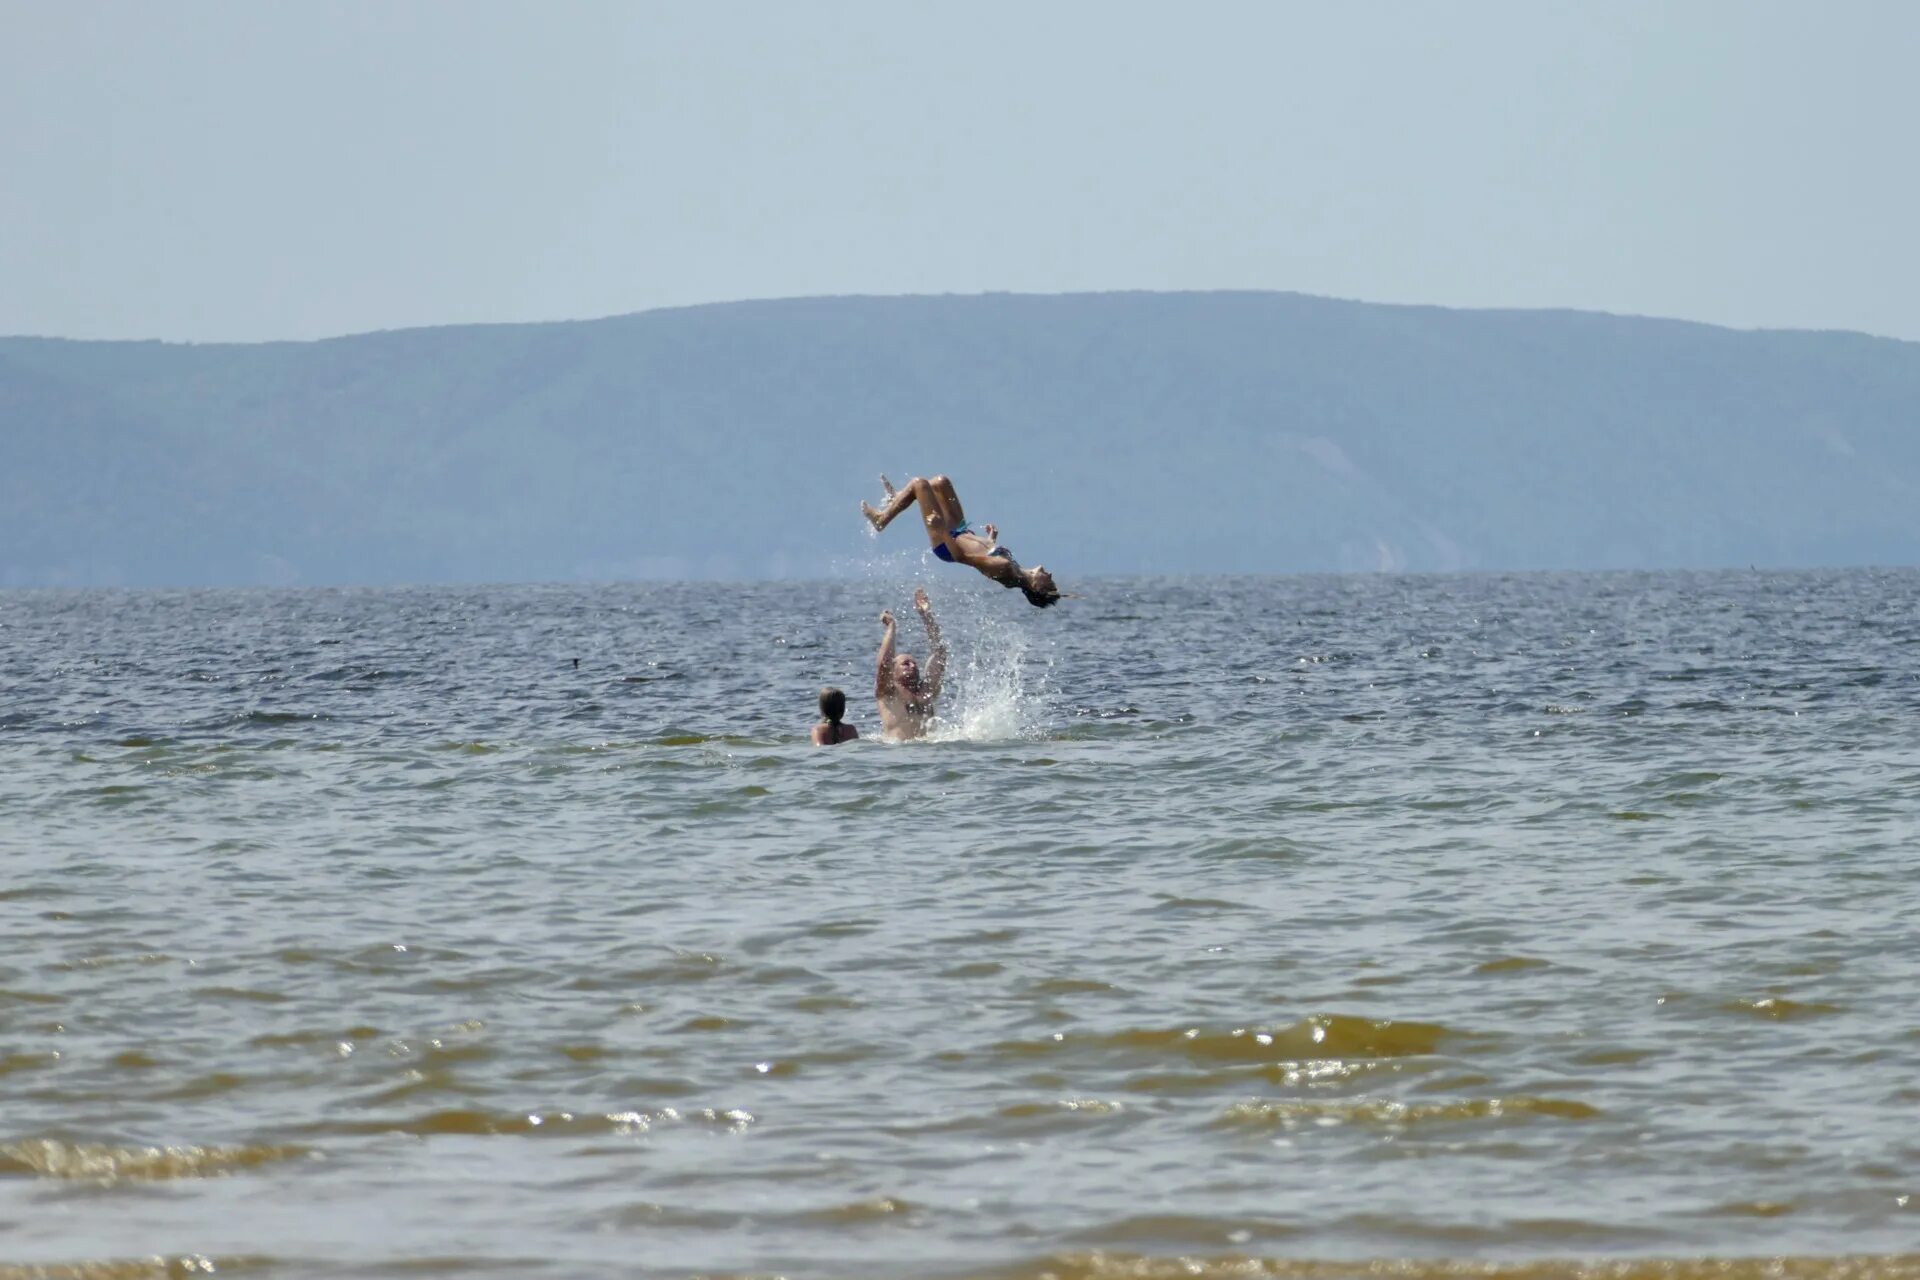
[2,567,1917,1279]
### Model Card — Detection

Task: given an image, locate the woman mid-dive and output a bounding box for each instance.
[861,475,1060,608]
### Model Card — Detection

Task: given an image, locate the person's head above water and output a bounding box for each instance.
[814,686,858,745]
[892,652,921,687]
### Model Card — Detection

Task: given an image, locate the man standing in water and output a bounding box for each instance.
[876,588,947,741]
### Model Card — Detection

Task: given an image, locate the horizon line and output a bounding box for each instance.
[5,287,1913,351]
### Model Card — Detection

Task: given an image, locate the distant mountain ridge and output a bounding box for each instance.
[3,291,1917,587]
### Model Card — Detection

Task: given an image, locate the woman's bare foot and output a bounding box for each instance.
[862,475,899,530]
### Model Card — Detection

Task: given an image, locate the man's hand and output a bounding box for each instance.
[916,587,947,699]
[880,609,895,628]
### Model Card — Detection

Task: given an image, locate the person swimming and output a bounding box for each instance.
[861,475,1061,607]
[811,687,859,746]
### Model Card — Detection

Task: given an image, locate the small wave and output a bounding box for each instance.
[990,1015,1456,1064]
[998,1098,1125,1120]
[241,710,328,725]
[0,1258,269,1280]
[1474,956,1550,975]
[1149,895,1254,914]
[972,1253,1920,1280]
[351,1067,489,1108]
[0,988,65,1006]
[941,961,1006,979]
[150,1071,252,1101]
[585,1201,743,1230]
[51,952,173,972]
[305,665,413,683]
[249,1024,382,1047]
[1701,1200,1799,1217]
[0,1138,306,1182]
[1029,978,1122,996]
[195,986,292,1004]
[793,1195,917,1225]
[301,1105,753,1138]
[1217,1095,1601,1130]
[1722,996,1843,1020]
[1659,770,1726,787]
[651,732,764,746]
[1571,1045,1656,1066]
[679,1015,743,1032]
[1124,1057,1402,1094]
[1065,1214,1302,1246]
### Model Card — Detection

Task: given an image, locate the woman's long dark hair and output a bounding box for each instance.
[1001,560,1059,608]
[819,686,847,726]
[990,558,1059,608]
[1021,580,1061,608]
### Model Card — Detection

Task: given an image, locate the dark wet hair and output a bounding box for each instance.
[818,686,847,725]
[988,557,1057,606]
[1014,565,1060,608]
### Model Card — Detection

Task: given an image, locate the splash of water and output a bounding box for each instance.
[838,524,1055,742]
[923,578,1051,743]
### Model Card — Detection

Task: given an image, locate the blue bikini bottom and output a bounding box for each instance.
[934,522,1010,563]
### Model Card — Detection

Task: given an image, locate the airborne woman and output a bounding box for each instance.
[862,475,1060,608]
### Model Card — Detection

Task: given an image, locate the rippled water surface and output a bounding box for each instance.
[3,569,1918,1278]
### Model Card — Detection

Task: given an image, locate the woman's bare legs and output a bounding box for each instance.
[863,475,925,530]
[862,475,965,542]
[926,476,966,526]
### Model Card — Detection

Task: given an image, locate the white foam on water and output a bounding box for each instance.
[925,590,1049,743]
[912,564,1052,743]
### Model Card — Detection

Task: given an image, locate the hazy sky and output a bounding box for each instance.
[4,1,1917,343]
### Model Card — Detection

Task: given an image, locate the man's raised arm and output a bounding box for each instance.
[914,589,948,698]
[875,609,898,699]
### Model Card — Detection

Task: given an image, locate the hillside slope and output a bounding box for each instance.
[3,292,1916,586]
